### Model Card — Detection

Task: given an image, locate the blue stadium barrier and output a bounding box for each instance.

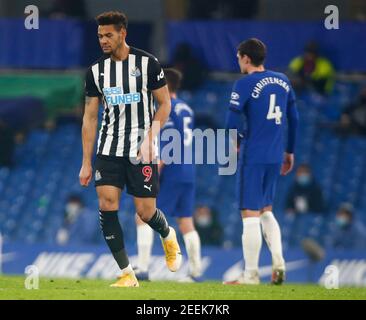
[0,19,85,68]
[0,19,153,69]
[167,21,366,72]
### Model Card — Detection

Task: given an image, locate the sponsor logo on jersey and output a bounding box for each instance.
[103,87,141,105]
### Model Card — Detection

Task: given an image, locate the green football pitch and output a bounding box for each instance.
[0,276,365,300]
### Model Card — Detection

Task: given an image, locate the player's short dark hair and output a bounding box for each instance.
[67,193,84,206]
[95,11,128,31]
[237,38,266,66]
[164,68,183,93]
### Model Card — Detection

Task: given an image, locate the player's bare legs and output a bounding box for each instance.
[97,186,139,287]
[260,205,286,285]
[240,209,262,284]
[177,217,202,279]
[97,185,121,211]
[134,197,182,272]
[134,197,157,221]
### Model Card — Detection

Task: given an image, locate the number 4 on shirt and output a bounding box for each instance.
[267,94,282,125]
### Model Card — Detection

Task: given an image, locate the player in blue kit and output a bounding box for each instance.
[225,39,299,285]
[135,68,202,281]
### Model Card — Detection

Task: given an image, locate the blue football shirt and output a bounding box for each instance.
[159,97,196,183]
[228,70,299,165]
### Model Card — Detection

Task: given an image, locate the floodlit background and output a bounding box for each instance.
[0,0,365,284]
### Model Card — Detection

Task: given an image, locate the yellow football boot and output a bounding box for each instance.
[161,227,182,272]
[110,272,139,287]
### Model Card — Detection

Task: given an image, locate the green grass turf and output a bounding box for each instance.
[0,276,365,300]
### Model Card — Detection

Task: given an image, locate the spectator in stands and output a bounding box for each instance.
[286,164,326,216]
[172,43,207,91]
[193,205,223,246]
[56,194,100,245]
[288,41,335,95]
[285,164,327,246]
[0,120,15,168]
[336,86,366,136]
[330,203,366,249]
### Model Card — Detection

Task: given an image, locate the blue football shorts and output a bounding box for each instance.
[157,180,195,218]
[237,163,281,210]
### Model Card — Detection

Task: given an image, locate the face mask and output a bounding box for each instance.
[336,216,349,228]
[196,216,212,227]
[66,203,81,221]
[297,175,311,186]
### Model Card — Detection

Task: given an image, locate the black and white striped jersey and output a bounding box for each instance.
[85,47,167,158]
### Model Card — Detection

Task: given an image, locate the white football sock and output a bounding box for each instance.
[183,230,202,277]
[260,211,285,270]
[242,217,262,273]
[121,264,133,275]
[137,223,154,273]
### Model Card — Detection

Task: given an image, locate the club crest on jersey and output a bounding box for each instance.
[130,67,141,77]
[231,92,240,100]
